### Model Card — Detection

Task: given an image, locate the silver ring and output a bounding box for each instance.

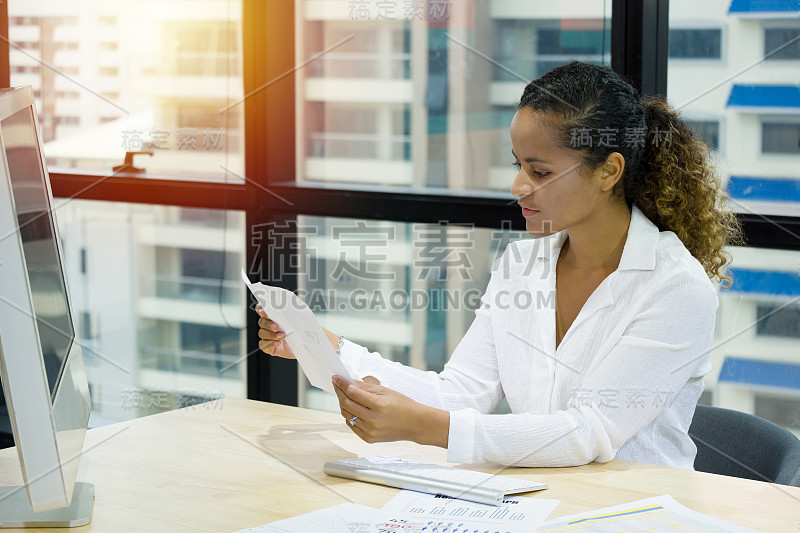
[349,416,358,427]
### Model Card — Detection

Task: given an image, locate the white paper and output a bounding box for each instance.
[538,494,762,532]
[242,269,353,394]
[377,490,560,533]
[232,502,381,532]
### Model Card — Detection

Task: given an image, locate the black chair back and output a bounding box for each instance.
[689,404,800,486]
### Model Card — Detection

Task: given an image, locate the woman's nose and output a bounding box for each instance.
[511,171,533,199]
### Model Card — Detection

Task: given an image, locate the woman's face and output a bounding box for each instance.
[510,108,605,237]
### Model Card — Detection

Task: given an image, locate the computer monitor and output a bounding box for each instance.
[0,86,93,527]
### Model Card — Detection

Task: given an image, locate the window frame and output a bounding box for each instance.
[685,114,724,154]
[763,24,800,62]
[2,0,799,406]
[760,116,800,156]
[668,25,725,62]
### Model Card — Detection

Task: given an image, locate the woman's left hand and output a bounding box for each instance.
[331,375,448,447]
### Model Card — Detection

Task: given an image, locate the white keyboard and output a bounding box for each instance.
[323,456,548,505]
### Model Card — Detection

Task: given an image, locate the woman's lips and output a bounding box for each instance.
[521,207,539,217]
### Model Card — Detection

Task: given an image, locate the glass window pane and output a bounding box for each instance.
[670,4,800,437]
[764,28,800,60]
[761,121,800,154]
[686,119,720,152]
[53,200,246,425]
[714,246,800,436]
[669,4,800,219]
[8,2,245,182]
[292,215,528,414]
[295,1,611,191]
[669,28,722,59]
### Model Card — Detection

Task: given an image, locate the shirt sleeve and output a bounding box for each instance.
[336,255,508,421]
[447,270,718,467]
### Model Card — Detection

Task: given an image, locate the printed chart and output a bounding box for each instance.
[539,495,760,533]
[377,491,560,533]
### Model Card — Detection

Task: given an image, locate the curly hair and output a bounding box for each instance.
[518,61,744,288]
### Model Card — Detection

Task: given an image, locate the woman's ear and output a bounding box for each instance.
[598,152,625,193]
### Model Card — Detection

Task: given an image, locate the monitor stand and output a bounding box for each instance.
[0,482,94,528]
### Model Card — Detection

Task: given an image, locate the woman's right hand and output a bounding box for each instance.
[256,305,296,359]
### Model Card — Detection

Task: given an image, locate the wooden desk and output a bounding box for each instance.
[0,398,797,532]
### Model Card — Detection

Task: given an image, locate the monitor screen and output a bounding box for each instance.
[2,106,74,399]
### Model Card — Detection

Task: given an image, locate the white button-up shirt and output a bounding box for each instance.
[338,204,717,469]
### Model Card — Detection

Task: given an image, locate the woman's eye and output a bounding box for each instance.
[512,162,549,177]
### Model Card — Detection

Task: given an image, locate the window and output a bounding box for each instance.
[756,304,800,339]
[10,16,37,25]
[54,116,79,126]
[306,104,408,163]
[3,0,795,427]
[54,42,79,51]
[8,2,245,181]
[166,322,242,377]
[669,3,800,436]
[765,28,800,60]
[686,119,720,151]
[293,214,528,412]
[79,311,99,341]
[669,29,722,59]
[698,390,713,406]
[295,3,612,190]
[755,395,800,430]
[12,65,39,74]
[762,121,800,154]
[494,20,611,82]
[54,200,246,424]
[713,246,800,433]
[537,27,609,55]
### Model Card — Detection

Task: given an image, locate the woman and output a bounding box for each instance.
[256,61,743,469]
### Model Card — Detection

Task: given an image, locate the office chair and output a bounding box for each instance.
[689,404,800,487]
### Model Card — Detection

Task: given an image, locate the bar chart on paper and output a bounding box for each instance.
[408,503,525,520]
[377,491,560,533]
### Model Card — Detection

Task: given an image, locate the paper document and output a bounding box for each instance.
[538,494,762,532]
[242,269,353,394]
[377,490,560,533]
[233,490,560,533]
[233,502,381,532]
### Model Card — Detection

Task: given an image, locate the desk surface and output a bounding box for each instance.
[0,398,798,532]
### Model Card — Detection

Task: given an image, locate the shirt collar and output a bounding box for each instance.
[617,204,660,271]
[534,204,660,271]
